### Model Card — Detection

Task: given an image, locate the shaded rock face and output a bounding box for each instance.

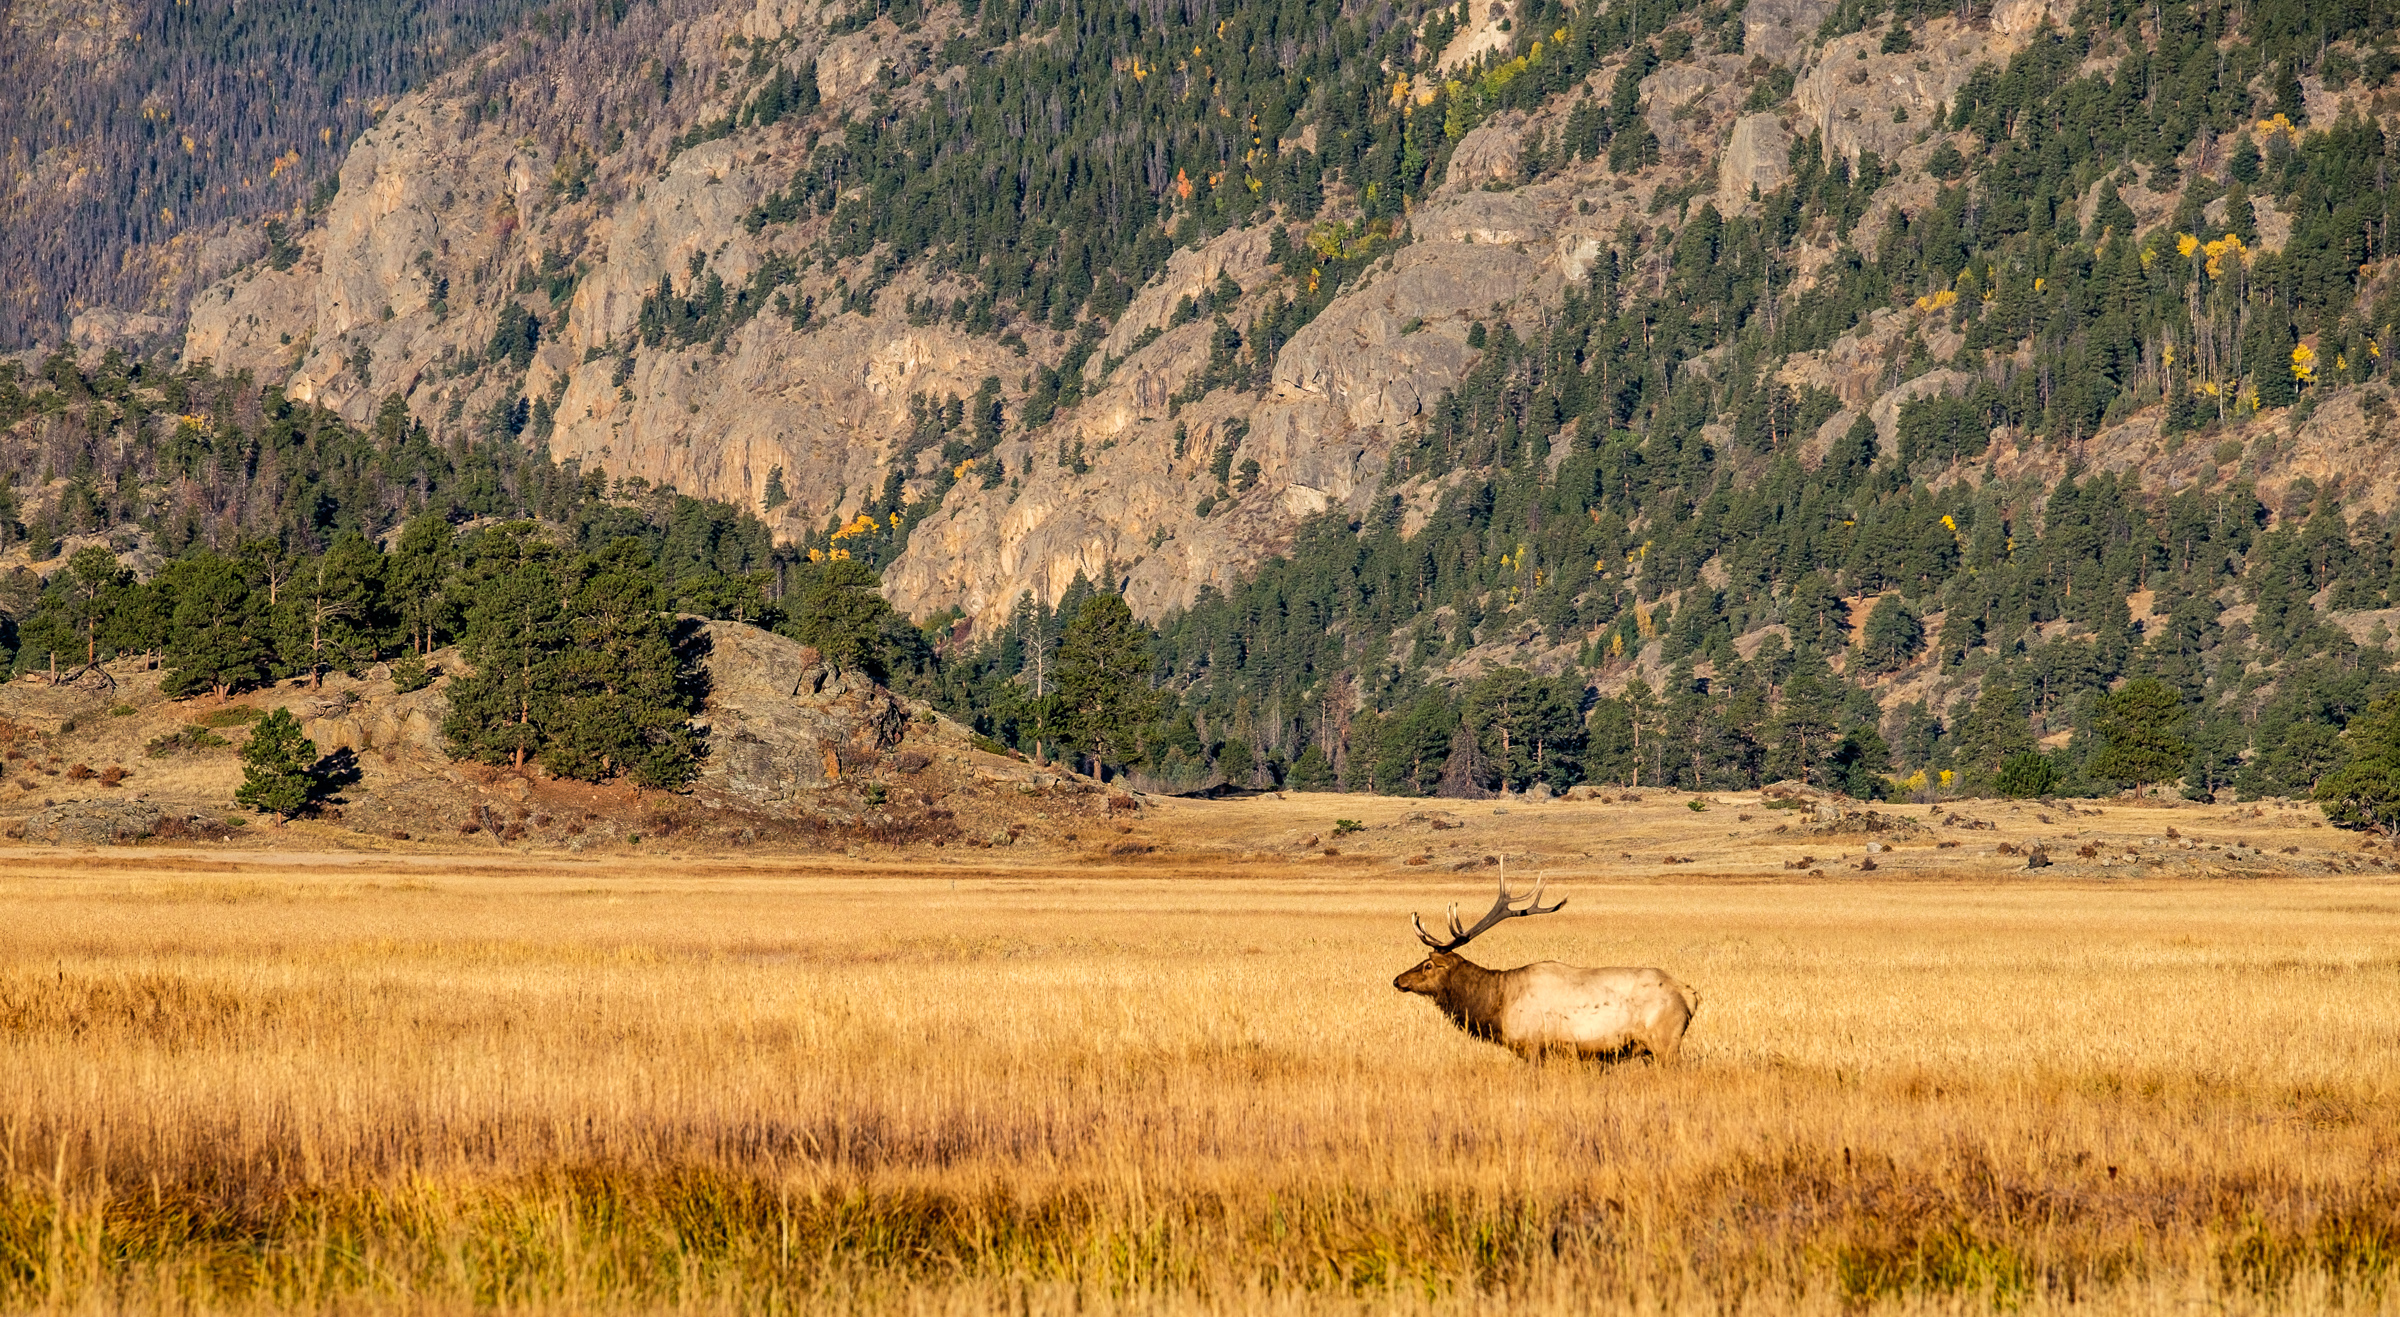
[692,622,927,804]
[877,142,1679,629]
[167,0,1711,637]
[179,0,1024,559]
[1641,56,1754,165]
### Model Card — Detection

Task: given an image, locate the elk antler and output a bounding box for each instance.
[1412,871,1565,952]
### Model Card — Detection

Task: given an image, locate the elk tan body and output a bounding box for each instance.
[1393,952,1700,1060]
[1393,875,1700,1061]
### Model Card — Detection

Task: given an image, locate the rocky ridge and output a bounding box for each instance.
[0,618,1119,850]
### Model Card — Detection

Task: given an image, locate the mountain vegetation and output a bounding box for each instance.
[9,0,2400,824]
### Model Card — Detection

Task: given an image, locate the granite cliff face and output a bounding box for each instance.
[174,0,2115,631]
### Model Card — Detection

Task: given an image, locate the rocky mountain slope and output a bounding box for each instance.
[0,0,594,352]
[160,0,2254,634]
[21,0,2400,808]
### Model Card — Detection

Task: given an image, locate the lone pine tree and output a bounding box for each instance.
[160,553,269,702]
[235,708,320,820]
[2093,678,2192,798]
[1056,593,1156,779]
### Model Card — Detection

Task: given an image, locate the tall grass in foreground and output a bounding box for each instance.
[1,862,2396,1313]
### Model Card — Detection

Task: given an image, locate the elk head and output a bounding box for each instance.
[1392,873,1564,996]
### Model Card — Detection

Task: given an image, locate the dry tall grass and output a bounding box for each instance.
[2,852,2396,1314]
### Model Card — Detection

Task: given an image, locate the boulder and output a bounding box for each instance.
[19,800,164,845]
[1809,807,1929,837]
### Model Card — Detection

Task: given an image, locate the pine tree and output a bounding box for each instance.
[61,545,124,672]
[2227,136,2261,185]
[442,524,566,770]
[12,548,121,679]
[1007,591,1062,764]
[1466,667,1544,791]
[1435,722,1498,798]
[1993,750,2058,798]
[1786,573,1850,651]
[2316,695,2400,839]
[282,533,385,688]
[1771,667,1842,787]
[2087,181,2137,243]
[1287,744,1335,791]
[2092,677,2189,797]
[541,539,697,787]
[1950,683,2036,792]
[1859,595,1924,673]
[782,557,898,678]
[1825,727,1892,799]
[160,553,269,701]
[1373,694,1460,796]
[391,514,456,657]
[1055,592,1157,778]
[235,707,319,820]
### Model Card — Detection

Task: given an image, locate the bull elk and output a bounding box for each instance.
[1393,875,1700,1061]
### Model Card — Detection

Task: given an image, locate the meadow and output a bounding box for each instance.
[2,818,2397,1314]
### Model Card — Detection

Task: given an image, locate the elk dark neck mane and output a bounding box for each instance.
[1433,959,1508,1040]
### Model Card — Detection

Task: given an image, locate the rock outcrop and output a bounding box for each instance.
[1794,18,2042,170]
[1743,0,1836,67]
[1716,113,1794,212]
[694,621,935,803]
[17,799,166,845]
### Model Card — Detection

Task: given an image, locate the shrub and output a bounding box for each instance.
[391,655,435,693]
[146,727,229,758]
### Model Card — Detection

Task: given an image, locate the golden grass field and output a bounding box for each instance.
[3,792,2398,1314]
